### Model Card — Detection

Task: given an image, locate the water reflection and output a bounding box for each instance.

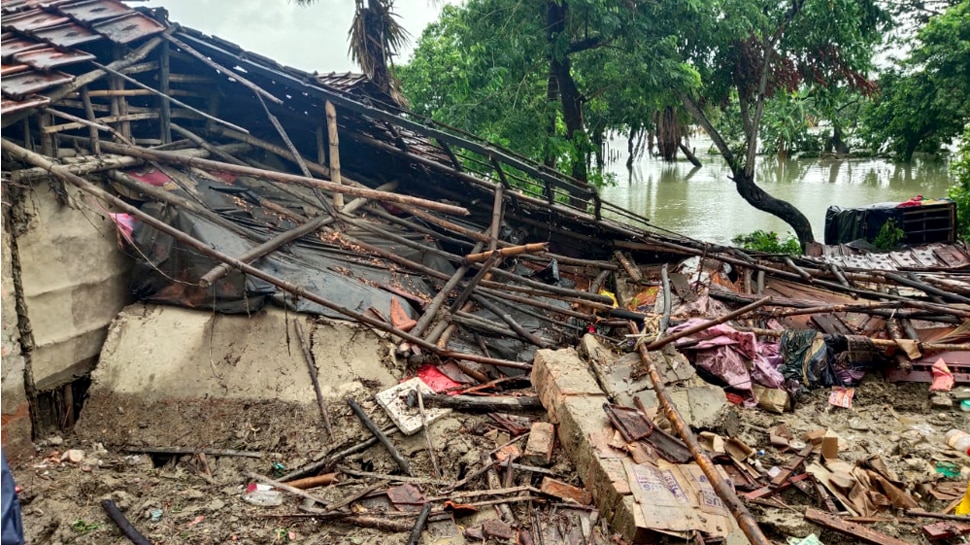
[600,141,954,245]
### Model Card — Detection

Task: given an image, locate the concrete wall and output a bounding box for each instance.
[1,225,30,462]
[16,185,132,390]
[1,183,132,457]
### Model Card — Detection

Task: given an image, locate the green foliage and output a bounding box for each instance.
[872,219,906,250]
[948,127,970,240]
[72,519,102,535]
[858,1,970,160]
[398,0,703,180]
[731,230,801,255]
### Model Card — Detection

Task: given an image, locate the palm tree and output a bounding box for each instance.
[295,0,410,106]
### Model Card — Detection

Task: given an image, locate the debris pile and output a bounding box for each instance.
[2,1,970,544]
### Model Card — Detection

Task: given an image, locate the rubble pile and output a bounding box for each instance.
[2,1,970,544]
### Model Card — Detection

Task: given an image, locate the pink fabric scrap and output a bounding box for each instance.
[930,358,955,392]
[109,212,135,241]
[668,319,784,397]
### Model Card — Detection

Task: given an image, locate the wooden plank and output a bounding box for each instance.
[804,508,911,545]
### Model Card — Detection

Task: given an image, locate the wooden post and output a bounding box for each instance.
[159,40,172,144]
[37,113,53,156]
[316,125,326,165]
[79,88,101,155]
[325,101,343,209]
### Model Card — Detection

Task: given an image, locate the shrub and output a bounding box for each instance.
[948,127,970,240]
[731,230,801,255]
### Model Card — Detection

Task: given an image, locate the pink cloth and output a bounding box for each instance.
[669,319,784,395]
[930,358,955,392]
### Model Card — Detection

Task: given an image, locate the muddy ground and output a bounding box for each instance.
[10,360,970,545]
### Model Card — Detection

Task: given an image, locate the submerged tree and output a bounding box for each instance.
[680,0,888,246]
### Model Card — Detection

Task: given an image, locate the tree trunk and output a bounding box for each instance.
[733,169,815,246]
[657,106,680,162]
[547,1,587,183]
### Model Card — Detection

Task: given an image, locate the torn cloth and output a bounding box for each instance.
[670,320,783,396]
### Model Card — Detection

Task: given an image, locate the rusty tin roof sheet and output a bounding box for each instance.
[810,242,970,271]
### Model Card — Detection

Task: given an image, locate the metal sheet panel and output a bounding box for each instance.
[91,12,165,44]
[33,22,100,47]
[0,69,72,97]
[57,0,131,23]
[13,46,95,69]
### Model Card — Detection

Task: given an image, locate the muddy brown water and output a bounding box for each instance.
[600,142,956,246]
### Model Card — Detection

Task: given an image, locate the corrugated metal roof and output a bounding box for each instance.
[0,0,165,115]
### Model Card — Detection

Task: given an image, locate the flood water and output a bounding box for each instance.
[599,140,956,246]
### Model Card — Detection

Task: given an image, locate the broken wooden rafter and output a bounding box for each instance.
[347,398,411,475]
[804,508,910,545]
[163,34,283,105]
[90,61,249,134]
[294,321,334,439]
[325,101,344,209]
[465,243,548,263]
[79,140,469,216]
[614,250,644,283]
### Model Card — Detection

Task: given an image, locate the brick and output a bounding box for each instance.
[523,422,555,466]
[822,429,840,460]
[531,348,604,424]
[540,477,592,505]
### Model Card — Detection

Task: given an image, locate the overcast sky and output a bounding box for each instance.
[151,0,445,74]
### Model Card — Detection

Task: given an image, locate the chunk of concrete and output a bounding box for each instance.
[77,304,396,447]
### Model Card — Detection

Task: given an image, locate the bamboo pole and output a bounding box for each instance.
[163,34,283,105]
[198,182,396,287]
[470,295,551,348]
[416,389,442,479]
[82,140,469,216]
[325,101,344,209]
[295,321,334,439]
[79,88,101,154]
[465,243,548,263]
[411,242,485,338]
[90,61,250,134]
[630,304,771,545]
[640,297,772,351]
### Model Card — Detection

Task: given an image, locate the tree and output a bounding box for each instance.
[399,0,699,184]
[679,0,888,246]
[296,0,410,105]
[860,0,969,160]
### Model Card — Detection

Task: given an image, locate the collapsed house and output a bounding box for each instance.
[2,1,970,544]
